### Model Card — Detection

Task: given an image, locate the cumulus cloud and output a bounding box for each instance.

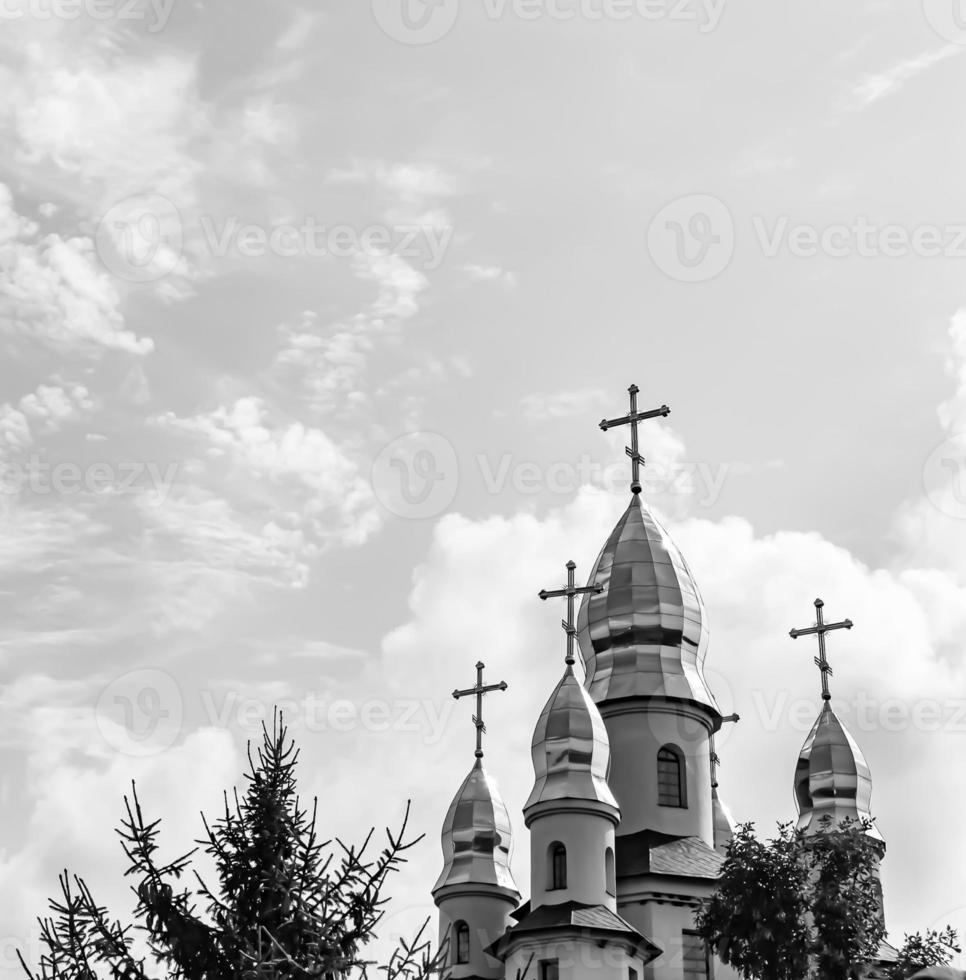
[0,185,152,356]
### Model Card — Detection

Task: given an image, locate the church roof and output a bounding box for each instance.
[488,900,662,963]
[615,829,725,879]
[576,494,719,713]
[523,664,619,817]
[794,701,883,842]
[432,759,520,897]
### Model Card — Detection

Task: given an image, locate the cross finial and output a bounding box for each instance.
[789,597,853,701]
[711,712,739,788]
[539,560,602,666]
[599,384,670,494]
[452,661,508,760]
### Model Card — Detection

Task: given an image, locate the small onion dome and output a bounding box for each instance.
[711,786,736,853]
[576,494,719,713]
[524,665,619,820]
[794,702,883,842]
[433,759,519,896]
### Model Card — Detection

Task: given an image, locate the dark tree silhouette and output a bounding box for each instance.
[888,927,961,980]
[695,816,892,980]
[19,713,444,980]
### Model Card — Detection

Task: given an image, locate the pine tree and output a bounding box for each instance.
[19,713,443,980]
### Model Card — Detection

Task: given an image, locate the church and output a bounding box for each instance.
[430,387,898,980]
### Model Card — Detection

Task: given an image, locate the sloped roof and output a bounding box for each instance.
[616,828,724,879]
[489,900,662,963]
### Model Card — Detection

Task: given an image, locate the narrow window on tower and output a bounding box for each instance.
[682,930,710,980]
[657,745,687,808]
[454,921,470,964]
[540,960,560,980]
[548,842,567,890]
[605,845,616,895]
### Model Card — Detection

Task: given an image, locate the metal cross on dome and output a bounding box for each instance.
[789,597,853,702]
[599,384,670,494]
[539,560,602,666]
[452,661,508,760]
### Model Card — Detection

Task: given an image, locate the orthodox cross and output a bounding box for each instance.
[711,712,739,788]
[599,384,670,494]
[539,560,602,666]
[452,661,508,760]
[789,597,853,701]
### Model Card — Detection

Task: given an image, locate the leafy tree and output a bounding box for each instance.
[888,926,960,980]
[695,816,887,980]
[19,713,443,980]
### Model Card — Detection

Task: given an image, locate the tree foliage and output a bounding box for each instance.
[888,927,961,980]
[20,714,443,980]
[695,817,887,980]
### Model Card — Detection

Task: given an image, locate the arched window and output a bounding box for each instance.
[454,921,470,964]
[548,842,567,890]
[605,846,616,895]
[657,745,687,808]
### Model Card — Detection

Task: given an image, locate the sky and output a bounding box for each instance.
[3,0,966,973]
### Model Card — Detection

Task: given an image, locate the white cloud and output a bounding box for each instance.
[850,44,964,109]
[0,185,152,356]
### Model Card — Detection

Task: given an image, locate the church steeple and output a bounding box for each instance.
[788,599,884,843]
[433,663,520,980]
[574,388,723,852]
[525,560,620,912]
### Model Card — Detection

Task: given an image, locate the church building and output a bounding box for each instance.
[431,387,898,980]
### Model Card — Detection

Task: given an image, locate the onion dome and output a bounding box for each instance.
[433,759,520,896]
[794,701,883,842]
[524,665,619,819]
[576,494,719,713]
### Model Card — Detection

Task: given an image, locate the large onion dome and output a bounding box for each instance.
[576,493,719,712]
[524,665,619,820]
[433,759,520,895]
[794,701,883,842]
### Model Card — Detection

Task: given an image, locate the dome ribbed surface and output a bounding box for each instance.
[524,666,619,813]
[794,702,882,841]
[576,494,718,711]
[433,760,519,894]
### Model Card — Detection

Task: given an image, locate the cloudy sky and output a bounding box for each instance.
[4,0,966,972]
